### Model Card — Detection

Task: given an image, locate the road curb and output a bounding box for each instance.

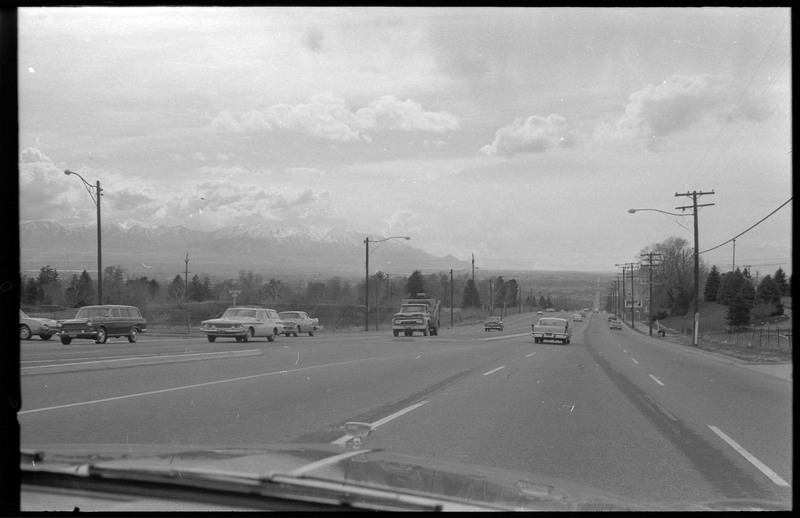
[21,349,262,376]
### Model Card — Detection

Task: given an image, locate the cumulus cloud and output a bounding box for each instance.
[594,74,729,151]
[20,147,53,164]
[480,114,576,157]
[209,92,458,141]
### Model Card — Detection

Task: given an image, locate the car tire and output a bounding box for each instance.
[20,325,32,340]
[393,330,399,337]
[423,328,428,337]
[308,330,314,336]
[266,330,275,342]
[40,333,53,341]
[60,336,72,345]
[95,327,107,344]
[128,328,138,343]
[242,328,253,343]
[207,336,217,343]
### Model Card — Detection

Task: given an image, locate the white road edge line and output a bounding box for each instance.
[483,366,506,376]
[649,374,664,386]
[331,401,429,446]
[708,425,790,487]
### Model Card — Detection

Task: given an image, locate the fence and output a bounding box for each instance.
[700,326,792,352]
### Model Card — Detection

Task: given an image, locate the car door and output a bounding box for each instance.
[254,310,269,337]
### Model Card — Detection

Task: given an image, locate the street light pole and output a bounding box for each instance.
[365,236,410,332]
[65,170,102,304]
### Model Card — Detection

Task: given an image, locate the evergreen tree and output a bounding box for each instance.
[773,267,788,297]
[726,291,750,328]
[717,268,744,305]
[460,279,481,309]
[756,275,782,305]
[405,270,426,297]
[538,295,546,308]
[704,265,721,302]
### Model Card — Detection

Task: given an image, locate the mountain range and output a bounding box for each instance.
[19,220,471,282]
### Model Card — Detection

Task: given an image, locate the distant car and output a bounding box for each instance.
[19,309,59,340]
[608,316,616,322]
[484,316,503,332]
[545,308,556,313]
[278,311,319,337]
[572,314,583,322]
[57,305,147,344]
[609,320,623,330]
[201,306,283,343]
[537,310,544,315]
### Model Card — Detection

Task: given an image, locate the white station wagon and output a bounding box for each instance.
[200,306,284,343]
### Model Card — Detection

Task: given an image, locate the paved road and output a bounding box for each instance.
[19,311,792,508]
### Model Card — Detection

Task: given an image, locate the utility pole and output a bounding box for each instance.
[640,252,662,336]
[616,262,639,326]
[675,190,715,346]
[184,253,189,302]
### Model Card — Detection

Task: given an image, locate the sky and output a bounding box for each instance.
[17,7,792,275]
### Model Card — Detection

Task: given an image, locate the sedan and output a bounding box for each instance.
[609,320,623,330]
[19,310,59,340]
[484,316,503,332]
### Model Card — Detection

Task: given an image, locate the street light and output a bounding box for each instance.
[365,236,410,331]
[629,193,714,346]
[64,169,103,304]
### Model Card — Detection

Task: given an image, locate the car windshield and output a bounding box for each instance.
[16,6,792,513]
[222,308,258,319]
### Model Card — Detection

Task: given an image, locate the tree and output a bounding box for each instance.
[704,265,721,302]
[65,270,93,307]
[756,275,782,305]
[639,236,707,316]
[717,268,745,306]
[168,275,185,302]
[773,267,788,297]
[461,279,481,309]
[405,270,426,297]
[538,295,547,309]
[726,291,750,328]
[103,265,127,304]
[36,265,62,306]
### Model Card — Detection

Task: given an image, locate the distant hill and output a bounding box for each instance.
[19,220,470,281]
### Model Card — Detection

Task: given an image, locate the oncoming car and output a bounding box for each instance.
[484,316,503,332]
[201,306,284,342]
[609,320,623,330]
[57,305,147,344]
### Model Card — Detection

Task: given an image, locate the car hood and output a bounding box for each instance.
[19,442,698,511]
[27,317,59,326]
[202,317,260,324]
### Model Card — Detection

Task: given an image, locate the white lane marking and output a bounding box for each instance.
[649,374,665,386]
[631,358,639,364]
[708,425,790,487]
[331,401,429,446]
[483,366,506,376]
[622,349,628,353]
[21,350,260,368]
[18,358,372,415]
[525,352,536,357]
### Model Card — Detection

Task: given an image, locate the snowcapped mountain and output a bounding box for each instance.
[19,220,468,280]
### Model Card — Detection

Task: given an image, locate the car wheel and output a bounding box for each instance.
[60,336,72,345]
[128,328,138,343]
[95,327,107,344]
[207,336,217,343]
[423,328,428,336]
[266,331,275,342]
[20,325,32,340]
[235,336,243,343]
[39,333,53,341]
[308,329,314,336]
[393,330,399,337]
[293,333,298,337]
[242,328,253,342]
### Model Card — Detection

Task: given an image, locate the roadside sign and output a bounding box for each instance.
[625,300,642,308]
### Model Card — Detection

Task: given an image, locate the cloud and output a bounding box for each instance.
[208,92,458,141]
[594,74,729,151]
[20,147,53,164]
[480,114,576,157]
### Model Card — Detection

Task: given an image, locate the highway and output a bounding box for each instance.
[19,311,792,508]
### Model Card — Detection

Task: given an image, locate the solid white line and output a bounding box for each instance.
[483,366,505,376]
[22,350,260,369]
[649,374,665,386]
[331,401,429,445]
[525,352,536,357]
[708,425,790,487]
[18,358,371,415]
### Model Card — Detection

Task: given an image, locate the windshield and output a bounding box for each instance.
[17,6,792,513]
[222,308,258,319]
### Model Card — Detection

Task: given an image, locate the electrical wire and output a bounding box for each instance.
[699,197,792,255]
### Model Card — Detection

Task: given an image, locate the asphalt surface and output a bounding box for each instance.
[19,311,792,509]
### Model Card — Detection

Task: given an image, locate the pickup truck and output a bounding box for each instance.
[532,317,572,344]
[278,311,319,337]
[392,294,441,337]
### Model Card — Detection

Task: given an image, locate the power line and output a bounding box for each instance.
[699,197,792,255]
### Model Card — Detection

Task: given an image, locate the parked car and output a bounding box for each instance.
[484,316,503,332]
[201,306,283,343]
[278,311,319,337]
[572,314,583,322]
[609,320,623,330]
[19,309,59,340]
[58,305,147,345]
